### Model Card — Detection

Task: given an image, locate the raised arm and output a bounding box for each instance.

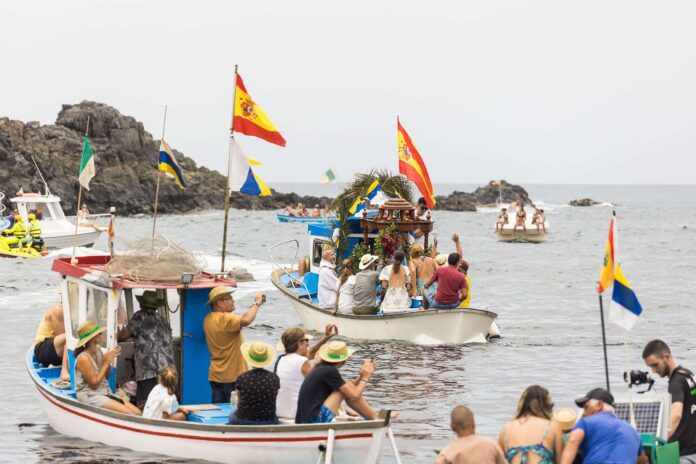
[308,324,338,360]
[76,347,120,389]
[452,233,463,257]
[240,293,265,327]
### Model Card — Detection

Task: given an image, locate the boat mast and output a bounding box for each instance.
[30,155,52,196]
[151,105,168,250]
[70,116,89,265]
[220,64,238,273]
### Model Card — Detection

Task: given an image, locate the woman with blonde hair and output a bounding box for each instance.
[408,243,437,297]
[334,259,356,315]
[142,366,190,421]
[498,385,563,464]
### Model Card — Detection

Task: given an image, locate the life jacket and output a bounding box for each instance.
[5,221,27,239]
[29,219,42,238]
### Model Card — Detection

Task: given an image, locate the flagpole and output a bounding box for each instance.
[221,64,238,273]
[70,116,90,265]
[109,206,116,258]
[598,293,611,392]
[624,331,637,428]
[151,105,168,250]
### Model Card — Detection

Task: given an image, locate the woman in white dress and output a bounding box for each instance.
[379,250,412,310]
[334,259,356,315]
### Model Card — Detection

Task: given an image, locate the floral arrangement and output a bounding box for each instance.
[374,224,406,260]
[349,241,370,273]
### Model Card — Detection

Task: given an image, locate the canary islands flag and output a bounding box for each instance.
[609,264,643,331]
[158,140,186,189]
[228,139,271,196]
[349,180,382,215]
[233,73,286,147]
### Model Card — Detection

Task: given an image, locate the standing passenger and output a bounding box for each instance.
[203,286,266,403]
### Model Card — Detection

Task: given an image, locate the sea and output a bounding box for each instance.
[1,183,695,463]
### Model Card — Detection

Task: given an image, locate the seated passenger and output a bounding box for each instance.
[74,321,141,414]
[498,385,564,464]
[352,254,380,315]
[296,203,308,217]
[408,244,437,297]
[2,215,28,247]
[318,249,338,309]
[437,405,506,464]
[228,342,280,425]
[380,250,412,310]
[34,301,71,388]
[334,259,356,315]
[142,366,190,421]
[311,204,321,217]
[295,341,378,423]
[27,213,44,249]
[496,208,508,231]
[275,324,337,419]
[424,253,467,309]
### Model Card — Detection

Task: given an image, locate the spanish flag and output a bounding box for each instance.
[597,214,616,294]
[233,74,286,147]
[397,118,435,208]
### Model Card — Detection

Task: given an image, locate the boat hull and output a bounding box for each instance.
[29,358,390,464]
[43,227,102,249]
[495,229,547,243]
[272,273,497,344]
[276,212,337,224]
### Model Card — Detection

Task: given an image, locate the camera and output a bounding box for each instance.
[623,370,654,393]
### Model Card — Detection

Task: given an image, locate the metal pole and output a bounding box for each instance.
[70,116,90,265]
[221,64,238,273]
[324,428,335,464]
[151,105,168,249]
[598,293,611,392]
[387,427,403,464]
[109,206,116,259]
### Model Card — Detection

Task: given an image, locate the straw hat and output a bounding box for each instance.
[359,254,379,270]
[240,341,277,368]
[135,290,163,310]
[318,340,355,363]
[276,333,314,352]
[75,320,106,348]
[434,254,448,266]
[206,286,235,306]
[553,407,577,432]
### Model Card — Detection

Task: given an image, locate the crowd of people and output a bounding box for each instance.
[495,200,546,237]
[1,209,43,249]
[282,202,331,218]
[315,232,471,315]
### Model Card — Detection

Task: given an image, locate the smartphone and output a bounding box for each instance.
[261,294,267,304]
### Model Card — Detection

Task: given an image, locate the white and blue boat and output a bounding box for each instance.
[276,210,338,224]
[269,217,499,345]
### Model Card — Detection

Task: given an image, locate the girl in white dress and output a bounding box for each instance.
[379,250,412,310]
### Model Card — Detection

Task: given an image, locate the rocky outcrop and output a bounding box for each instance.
[434,180,532,211]
[0,102,531,215]
[569,198,599,207]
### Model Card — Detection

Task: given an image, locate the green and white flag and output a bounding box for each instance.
[320,168,337,185]
[78,136,95,190]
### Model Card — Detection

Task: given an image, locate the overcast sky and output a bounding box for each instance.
[2,1,695,186]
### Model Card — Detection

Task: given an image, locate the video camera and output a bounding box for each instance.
[623,370,655,393]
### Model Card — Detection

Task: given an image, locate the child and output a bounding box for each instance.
[142,366,190,421]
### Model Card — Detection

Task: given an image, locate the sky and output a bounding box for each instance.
[1,1,695,185]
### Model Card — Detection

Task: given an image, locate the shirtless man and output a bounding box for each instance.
[34,301,71,386]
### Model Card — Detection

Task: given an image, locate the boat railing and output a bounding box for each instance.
[267,239,312,297]
[0,192,5,215]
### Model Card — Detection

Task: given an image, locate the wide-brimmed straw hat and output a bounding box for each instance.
[206,286,236,306]
[359,254,379,270]
[553,408,577,432]
[318,340,355,363]
[276,333,314,352]
[136,290,163,309]
[75,320,106,348]
[434,254,448,266]
[240,341,277,368]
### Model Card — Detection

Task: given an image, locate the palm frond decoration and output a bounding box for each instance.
[330,170,414,260]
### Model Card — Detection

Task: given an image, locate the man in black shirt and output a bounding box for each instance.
[643,339,696,461]
[295,341,377,423]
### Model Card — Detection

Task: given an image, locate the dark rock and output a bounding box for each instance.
[434,180,532,211]
[569,198,599,207]
[226,267,255,282]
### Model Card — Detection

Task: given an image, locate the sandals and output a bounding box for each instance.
[51,378,71,389]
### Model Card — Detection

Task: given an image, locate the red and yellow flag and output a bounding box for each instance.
[597,214,616,294]
[233,74,286,147]
[397,118,435,208]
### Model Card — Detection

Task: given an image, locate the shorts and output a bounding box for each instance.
[34,338,61,367]
[425,292,459,309]
[76,390,112,408]
[310,404,336,424]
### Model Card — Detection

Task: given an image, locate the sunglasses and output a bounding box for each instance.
[301,338,310,343]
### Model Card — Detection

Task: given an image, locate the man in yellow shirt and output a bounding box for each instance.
[203,286,265,403]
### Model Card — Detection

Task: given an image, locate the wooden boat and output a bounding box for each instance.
[27,255,398,463]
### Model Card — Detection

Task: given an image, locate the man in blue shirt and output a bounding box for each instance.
[560,388,648,464]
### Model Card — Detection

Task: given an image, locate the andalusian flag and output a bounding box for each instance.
[78,136,95,190]
[321,168,338,185]
[233,74,286,147]
[158,140,186,189]
[609,264,643,331]
[597,215,616,294]
[397,118,435,208]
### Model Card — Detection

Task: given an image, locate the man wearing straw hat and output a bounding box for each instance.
[117,290,176,408]
[295,340,378,424]
[352,254,380,315]
[228,341,280,425]
[203,286,265,404]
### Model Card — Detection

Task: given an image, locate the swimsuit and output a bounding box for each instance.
[505,420,554,464]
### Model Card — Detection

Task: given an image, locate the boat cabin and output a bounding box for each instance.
[11,193,68,223]
[33,255,237,421]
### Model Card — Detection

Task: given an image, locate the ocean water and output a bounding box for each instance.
[1,184,695,463]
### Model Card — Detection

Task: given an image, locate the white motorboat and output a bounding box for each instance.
[268,218,499,345]
[5,192,104,248]
[495,217,549,243]
[28,255,399,464]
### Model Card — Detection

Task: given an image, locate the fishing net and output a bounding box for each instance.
[105,235,205,283]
